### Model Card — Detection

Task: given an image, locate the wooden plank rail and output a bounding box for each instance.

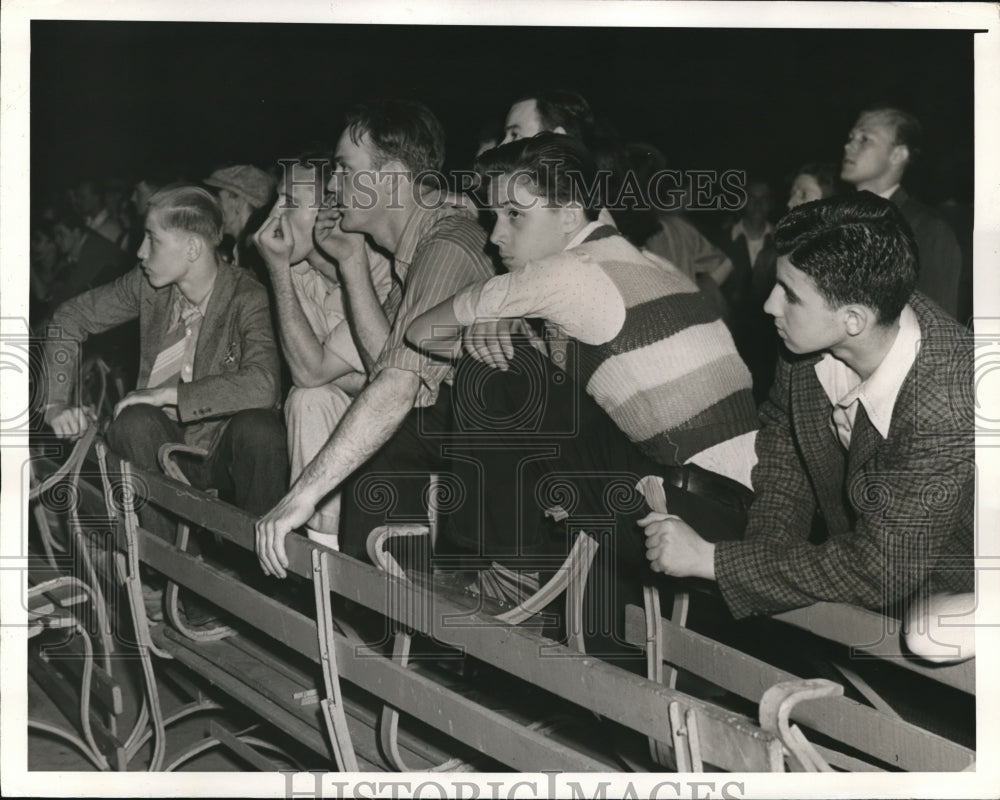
[624,605,975,772]
[101,452,785,772]
[773,603,974,694]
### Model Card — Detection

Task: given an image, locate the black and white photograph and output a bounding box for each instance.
[2,1,998,796]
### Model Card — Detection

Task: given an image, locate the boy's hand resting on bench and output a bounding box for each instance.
[255,489,317,579]
[640,512,716,581]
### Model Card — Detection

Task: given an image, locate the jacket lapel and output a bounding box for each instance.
[791,359,850,532]
[193,263,235,378]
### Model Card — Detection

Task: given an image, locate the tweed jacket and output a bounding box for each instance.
[45,261,280,452]
[890,187,962,320]
[714,292,973,619]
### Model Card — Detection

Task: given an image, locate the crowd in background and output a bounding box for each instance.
[28,96,974,405]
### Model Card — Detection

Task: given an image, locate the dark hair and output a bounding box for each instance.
[793,162,839,199]
[515,89,596,142]
[52,205,87,233]
[147,185,224,247]
[616,141,669,246]
[475,132,601,221]
[775,193,917,324]
[860,106,923,164]
[343,99,445,176]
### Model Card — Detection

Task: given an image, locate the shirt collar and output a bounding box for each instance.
[87,208,108,229]
[731,219,774,241]
[564,220,604,251]
[874,184,901,201]
[170,279,215,328]
[67,230,86,263]
[814,303,921,439]
[395,192,476,267]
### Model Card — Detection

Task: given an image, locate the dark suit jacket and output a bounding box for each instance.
[719,226,780,402]
[50,230,129,308]
[714,292,973,619]
[891,186,962,320]
[45,261,280,452]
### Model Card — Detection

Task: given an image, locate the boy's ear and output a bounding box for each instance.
[186,235,203,261]
[559,202,586,234]
[844,305,870,337]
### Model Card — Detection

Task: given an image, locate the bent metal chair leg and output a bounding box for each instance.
[311,548,360,772]
[157,443,236,642]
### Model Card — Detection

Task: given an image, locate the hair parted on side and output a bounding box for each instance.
[793,162,839,199]
[515,88,596,142]
[474,132,602,221]
[861,106,923,164]
[343,99,446,176]
[775,192,918,324]
[147,185,224,247]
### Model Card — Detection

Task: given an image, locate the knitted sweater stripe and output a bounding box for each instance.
[638,391,759,464]
[586,292,722,360]
[604,352,755,441]
[595,257,701,304]
[585,320,749,404]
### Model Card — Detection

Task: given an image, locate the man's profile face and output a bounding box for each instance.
[52,224,76,256]
[273,164,323,265]
[217,189,245,238]
[763,255,844,355]
[742,182,772,225]
[841,113,902,188]
[331,128,386,235]
[75,183,103,217]
[501,99,545,144]
[787,173,824,210]
[137,209,191,289]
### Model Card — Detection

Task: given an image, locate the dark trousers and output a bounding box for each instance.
[439,340,752,666]
[339,386,458,564]
[106,404,289,550]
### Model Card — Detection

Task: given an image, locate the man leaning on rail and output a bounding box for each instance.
[642,192,975,664]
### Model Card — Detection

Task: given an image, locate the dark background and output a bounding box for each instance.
[31,22,975,209]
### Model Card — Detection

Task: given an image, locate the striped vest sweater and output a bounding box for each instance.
[573,230,758,465]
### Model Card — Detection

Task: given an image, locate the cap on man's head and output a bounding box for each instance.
[203,165,275,209]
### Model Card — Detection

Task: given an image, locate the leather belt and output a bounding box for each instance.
[660,463,753,514]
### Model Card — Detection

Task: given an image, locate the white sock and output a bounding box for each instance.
[306,527,339,551]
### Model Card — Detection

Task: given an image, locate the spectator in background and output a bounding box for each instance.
[787,162,839,210]
[841,107,961,319]
[75,179,124,245]
[204,164,276,281]
[499,88,625,230]
[103,178,129,249]
[29,220,62,322]
[48,207,129,308]
[721,179,780,403]
[623,142,733,316]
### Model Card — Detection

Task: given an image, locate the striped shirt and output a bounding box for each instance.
[452,230,758,484]
[290,245,395,374]
[374,201,495,408]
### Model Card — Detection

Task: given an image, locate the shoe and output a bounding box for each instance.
[178,590,223,628]
[142,582,164,622]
